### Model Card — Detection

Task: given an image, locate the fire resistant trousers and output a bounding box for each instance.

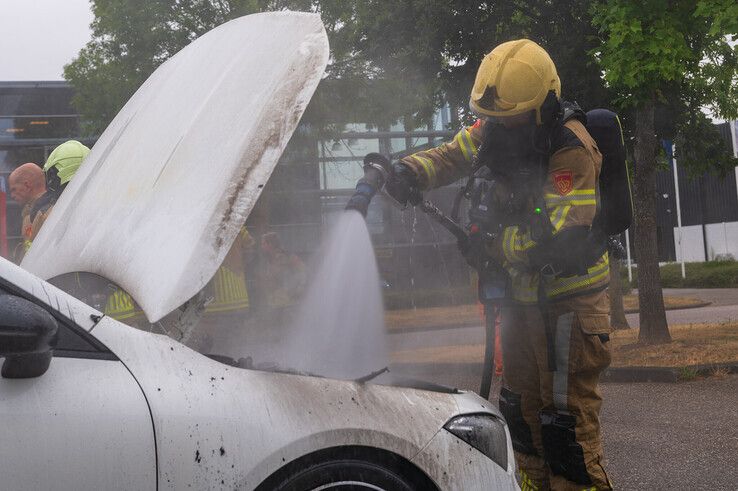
[499,290,613,490]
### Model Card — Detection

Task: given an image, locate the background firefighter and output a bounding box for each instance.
[348,39,613,490]
[8,162,49,262]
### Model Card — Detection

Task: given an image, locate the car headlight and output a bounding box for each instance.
[444,413,508,470]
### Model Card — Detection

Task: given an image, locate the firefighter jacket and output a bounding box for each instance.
[203,228,253,314]
[15,193,54,262]
[105,229,253,324]
[400,118,609,304]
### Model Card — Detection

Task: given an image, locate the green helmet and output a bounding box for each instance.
[43,140,91,185]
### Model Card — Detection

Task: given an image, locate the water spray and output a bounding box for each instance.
[352,153,500,400]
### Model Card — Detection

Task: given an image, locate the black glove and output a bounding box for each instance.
[385,162,422,207]
[345,182,376,217]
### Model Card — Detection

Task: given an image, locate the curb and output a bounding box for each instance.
[386,300,712,334]
[387,320,480,335]
[390,362,738,385]
[603,362,738,383]
[622,301,711,314]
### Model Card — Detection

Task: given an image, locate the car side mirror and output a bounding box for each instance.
[0,294,58,378]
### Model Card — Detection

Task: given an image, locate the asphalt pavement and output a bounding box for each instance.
[387,289,738,490]
[602,375,738,490]
[388,289,738,357]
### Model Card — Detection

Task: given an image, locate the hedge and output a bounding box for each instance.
[623,260,738,288]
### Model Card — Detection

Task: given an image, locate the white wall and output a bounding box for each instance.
[674,221,738,262]
[674,225,707,262]
[705,222,738,259]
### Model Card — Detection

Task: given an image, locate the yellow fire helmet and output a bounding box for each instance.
[469,39,561,125]
[43,140,91,185]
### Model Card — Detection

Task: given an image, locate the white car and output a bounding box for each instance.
[0,257,517,490]
[2,11,519,491]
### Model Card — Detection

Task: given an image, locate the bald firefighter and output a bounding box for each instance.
[348,40,612,490]
[9,162,50,261]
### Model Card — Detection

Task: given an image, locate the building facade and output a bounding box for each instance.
[651,123,738,262]
[0,81,94,254]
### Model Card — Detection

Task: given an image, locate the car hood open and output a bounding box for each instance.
[22,12,329,322]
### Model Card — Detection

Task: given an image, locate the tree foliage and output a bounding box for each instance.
[66,0,610,134]
[592,0,738,343]
[593,0,738,168]
[66,0,278,134]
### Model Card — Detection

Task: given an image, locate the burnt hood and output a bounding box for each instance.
[22,12,329,322]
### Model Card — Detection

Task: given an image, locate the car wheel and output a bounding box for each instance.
[274,459,418,491]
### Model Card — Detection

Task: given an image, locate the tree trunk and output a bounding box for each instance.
[632,96,671,344]
[608,257,630,329]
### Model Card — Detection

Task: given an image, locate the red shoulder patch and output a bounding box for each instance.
[472,119,483,129]
[553,170,573,195]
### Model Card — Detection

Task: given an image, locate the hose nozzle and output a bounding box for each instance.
[360,152,390,190]
[346,153,391,217]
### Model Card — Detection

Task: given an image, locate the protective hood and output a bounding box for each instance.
[22,11,329,322]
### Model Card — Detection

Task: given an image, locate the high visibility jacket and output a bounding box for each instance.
[203,228,253,314]
[400,117,609,304]
[105,229,253,324]
[16,194,54,261]
[104,288,143,321]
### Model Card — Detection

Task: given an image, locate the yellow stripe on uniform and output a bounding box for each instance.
[104,289,142,321]
[454,130,472,161]
[462,128,478,156]
[549,204,571,233]
[205,266,249,313]
[545,195,596,207]
[505,267,539,303]
[547,254,609,297]
[502,226,536,264]
[519,469,541,491]
[410,155,437,188]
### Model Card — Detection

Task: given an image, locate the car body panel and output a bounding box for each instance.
[23,11,329,323]
[0,357,156,490]
[91,317,468,489]
[1,254,516,490]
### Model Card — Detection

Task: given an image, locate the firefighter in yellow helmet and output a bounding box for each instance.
[349,39,612,490]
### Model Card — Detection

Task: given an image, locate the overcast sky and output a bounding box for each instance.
[0,0,93,81]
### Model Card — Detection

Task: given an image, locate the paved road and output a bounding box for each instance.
[625,288,738,328]
[602,375,738,490]
[391,366,738,490]
[388,289,738,355]
[625,304,738,328]
[660,288,738,307]
[387,290,738,490]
